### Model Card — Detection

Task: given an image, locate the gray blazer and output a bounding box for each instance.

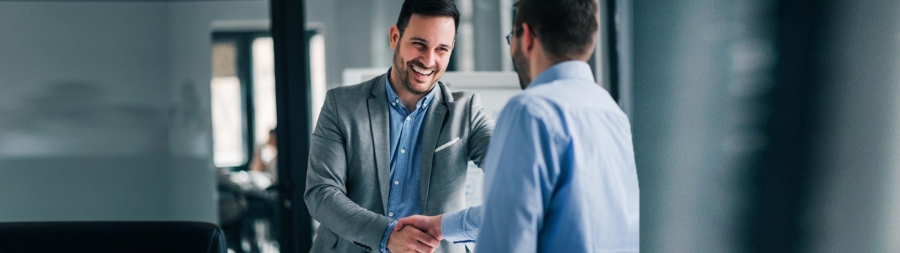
[305,74,494,253]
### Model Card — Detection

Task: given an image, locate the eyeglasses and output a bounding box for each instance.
[505,28,516,45]
[506,27,535,45]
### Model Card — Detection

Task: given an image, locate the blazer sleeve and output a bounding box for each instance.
[466,93,495,168]
[304,89,393,251]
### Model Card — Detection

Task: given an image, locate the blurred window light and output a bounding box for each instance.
[252,37,277,146]
[211,42,247,167]
[309,33,326,129]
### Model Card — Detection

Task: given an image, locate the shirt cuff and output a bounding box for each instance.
[441,209,476,243]
[380,220,398,253]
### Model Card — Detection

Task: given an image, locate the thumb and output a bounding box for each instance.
[397,216,415,226]
[393,221,404,232]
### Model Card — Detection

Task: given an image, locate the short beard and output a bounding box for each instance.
[392,45,436,95]
[512,42,531,90]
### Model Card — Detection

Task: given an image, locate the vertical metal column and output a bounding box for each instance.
[271,0,313,252]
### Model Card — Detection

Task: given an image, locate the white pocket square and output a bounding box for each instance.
[435,137,460,152]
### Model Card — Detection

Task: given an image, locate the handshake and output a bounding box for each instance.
[387,214,444,253]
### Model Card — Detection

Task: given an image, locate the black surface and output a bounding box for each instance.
[0,221,225,253]
[605,0,619,102]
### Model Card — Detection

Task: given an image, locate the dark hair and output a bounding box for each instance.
[513,0,599,61]
[395,0,460,36]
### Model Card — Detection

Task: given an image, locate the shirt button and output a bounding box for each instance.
[388,212,394,217]
[391,102,395,106]
[400,149,405,154]
[394,99,399,103]
[394,181,399,185]
[406,116,410,121]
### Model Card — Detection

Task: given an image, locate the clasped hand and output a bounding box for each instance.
[386,215,443,253]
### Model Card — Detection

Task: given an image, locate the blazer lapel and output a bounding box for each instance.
[367,75,392,213]
[418,83,450,212]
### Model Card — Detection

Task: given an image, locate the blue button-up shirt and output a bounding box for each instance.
[440,61,640,252]
[379,70,437,252]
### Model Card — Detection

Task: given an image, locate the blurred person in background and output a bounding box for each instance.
[250,128,278,184]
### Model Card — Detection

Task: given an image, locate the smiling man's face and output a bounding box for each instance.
[390,14,456,95]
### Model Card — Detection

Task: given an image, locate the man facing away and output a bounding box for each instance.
[396,0,640,252]
[304,0,494,252]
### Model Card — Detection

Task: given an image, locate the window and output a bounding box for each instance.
[210,32,273,170]
[211,42,247,168]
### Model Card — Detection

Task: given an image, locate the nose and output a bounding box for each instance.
[420,49,437,69]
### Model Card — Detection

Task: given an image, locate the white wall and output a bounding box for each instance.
[0,0,268,223]
[807,0,900,251]
[307,0,383,89]
[0,2,172,222]
[0,2,170,157]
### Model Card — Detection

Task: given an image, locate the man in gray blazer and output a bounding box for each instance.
[304,0,493,252]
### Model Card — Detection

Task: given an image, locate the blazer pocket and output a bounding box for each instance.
[434,137,464,163]
[435,137,461,153]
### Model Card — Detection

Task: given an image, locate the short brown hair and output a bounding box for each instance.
[396,0,460,36]
[513,0,599,61]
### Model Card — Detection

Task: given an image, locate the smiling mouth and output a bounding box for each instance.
[411,64,434,76]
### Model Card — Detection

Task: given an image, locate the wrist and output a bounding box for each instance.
[381,220,397,252]
[434,215,443,237]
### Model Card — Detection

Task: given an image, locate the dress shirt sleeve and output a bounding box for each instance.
[475,97,562,253]
[440,205,483,243]
[379,220,398,253]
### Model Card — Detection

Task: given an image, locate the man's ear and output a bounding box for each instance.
[520,23,536,57]
[389,25,400,50]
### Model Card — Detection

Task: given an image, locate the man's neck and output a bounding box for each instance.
[389,69,427,112]
[529,54,555,83]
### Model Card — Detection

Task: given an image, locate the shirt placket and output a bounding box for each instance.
[388,102,408,219]
[399,109,417,217]
[406,108,420,191]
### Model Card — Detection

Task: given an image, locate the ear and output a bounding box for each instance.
[389,25,401,50]
[519,23,536,57]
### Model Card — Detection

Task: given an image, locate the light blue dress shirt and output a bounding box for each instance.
[378,70,438,252]
[440,61,640,252]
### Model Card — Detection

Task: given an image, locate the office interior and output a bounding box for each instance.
[0,0,898,252]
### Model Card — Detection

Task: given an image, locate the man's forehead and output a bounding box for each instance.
[406,14,456,32]
[404,14,456,41]
[408,13,455,25]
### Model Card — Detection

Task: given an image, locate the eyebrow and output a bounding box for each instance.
[410,37,452,48]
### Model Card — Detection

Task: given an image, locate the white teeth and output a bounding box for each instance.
[412,66,434,75]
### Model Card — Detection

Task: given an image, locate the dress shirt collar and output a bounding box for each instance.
[527,60,595,90]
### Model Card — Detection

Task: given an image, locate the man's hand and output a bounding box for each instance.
[396,215,443,241]
[386,225,440,253]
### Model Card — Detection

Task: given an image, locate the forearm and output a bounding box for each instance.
[305,134,392,248]
[440,205,483,243]
[305,184,393,248]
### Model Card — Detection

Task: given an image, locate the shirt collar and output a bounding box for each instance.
[527,61,595,90]
[385,68,438,111]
